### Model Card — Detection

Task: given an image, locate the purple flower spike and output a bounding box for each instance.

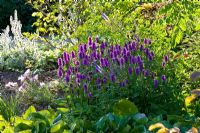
[164,55,169,62]
[57,58,63,67]
[120,57,125,66]
[136,56,142,63]
[110,52,114,58]
[57,68,63,77]
[162,61,166,67]
[65,75,70,83]
[88,36,92,45]
[71,51,75,58]
[143,70,149,77]
[83,83,88,93]
[92,42,97,50]
[66,68,72,75]
[96,78,101,84]
[128,66,133,75]
[161,75,167,81]
[140,45,144,51]
[122,47,127,55]
[100,42,105,50]
[76,78,80,84]
[82,59,88,65]
[148,54,153,61]
[88,92,92,99]
[102,77,107,84]
[119,82,125,87]
[126,51,131,57]
[144,38,148,44]
[110,74,116,82]
[154,79,158,88]
[130,56,136,64]
[135,67,140,76]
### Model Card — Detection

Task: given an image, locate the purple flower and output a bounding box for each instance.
[57,58,63,67]
[120,57,125,66]
[126,51,131,57]
[119,82,125,87]
[161,75,167,81]
[154,79,158,88]
[148,54,153,61]
[162,61,166,67]
[100,58,105,67]
[144,38,148,44]
[110,52,114,58]
[122,47,127,56]
[104,58,109,67]
[76,78,80,84]
[88,92,92,99]
[135,67,140,76]
[88,36,92,46]
[129,44,133,50]
[66,68,72,75]
[130,56,136,64]
[144,38,151,45]
[65,75,70,83]
[140,45,144,51]
[164,55,169,62]
[71,51,75,58]
[96,78,101,84]
[102,77,107,84]
[92,42,97,50]
[78,51,84,59]
[100,42,105,50]
[110,74,116,82]
[138,62,144,71]
[82,58,88,65]
[83,83,88,93]
[143,70,149,77]
[57,68,63,77]
[136,56,142,63]
[128,66,133,75]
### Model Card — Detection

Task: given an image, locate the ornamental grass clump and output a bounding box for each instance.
[57,36,171,112]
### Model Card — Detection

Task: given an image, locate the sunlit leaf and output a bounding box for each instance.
[148,123,165,131]
[113,99,138,116]
[185,94,198,106]
[157,128,169,133]
[23,106,36,119]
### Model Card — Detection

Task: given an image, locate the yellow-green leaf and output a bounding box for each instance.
[148,123,165,131]
[23,106,36,119]
[185,94,198,106]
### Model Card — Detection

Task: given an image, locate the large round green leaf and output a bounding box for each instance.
[113,99,138,116]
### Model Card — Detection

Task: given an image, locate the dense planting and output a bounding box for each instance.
[0,0,200,133]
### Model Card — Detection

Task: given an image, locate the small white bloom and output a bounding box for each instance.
[5,82,18,88]
[40,82,45,87]
[18,75,26,82]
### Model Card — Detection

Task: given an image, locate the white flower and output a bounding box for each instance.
[40,82,45,87]
[18,75,26,83]
[5,82,18,88]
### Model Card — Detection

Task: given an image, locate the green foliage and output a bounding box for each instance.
[0,96,18,121]
[0,106,69,132]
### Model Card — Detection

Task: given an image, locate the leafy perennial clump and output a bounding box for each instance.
[57,36,169,101]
